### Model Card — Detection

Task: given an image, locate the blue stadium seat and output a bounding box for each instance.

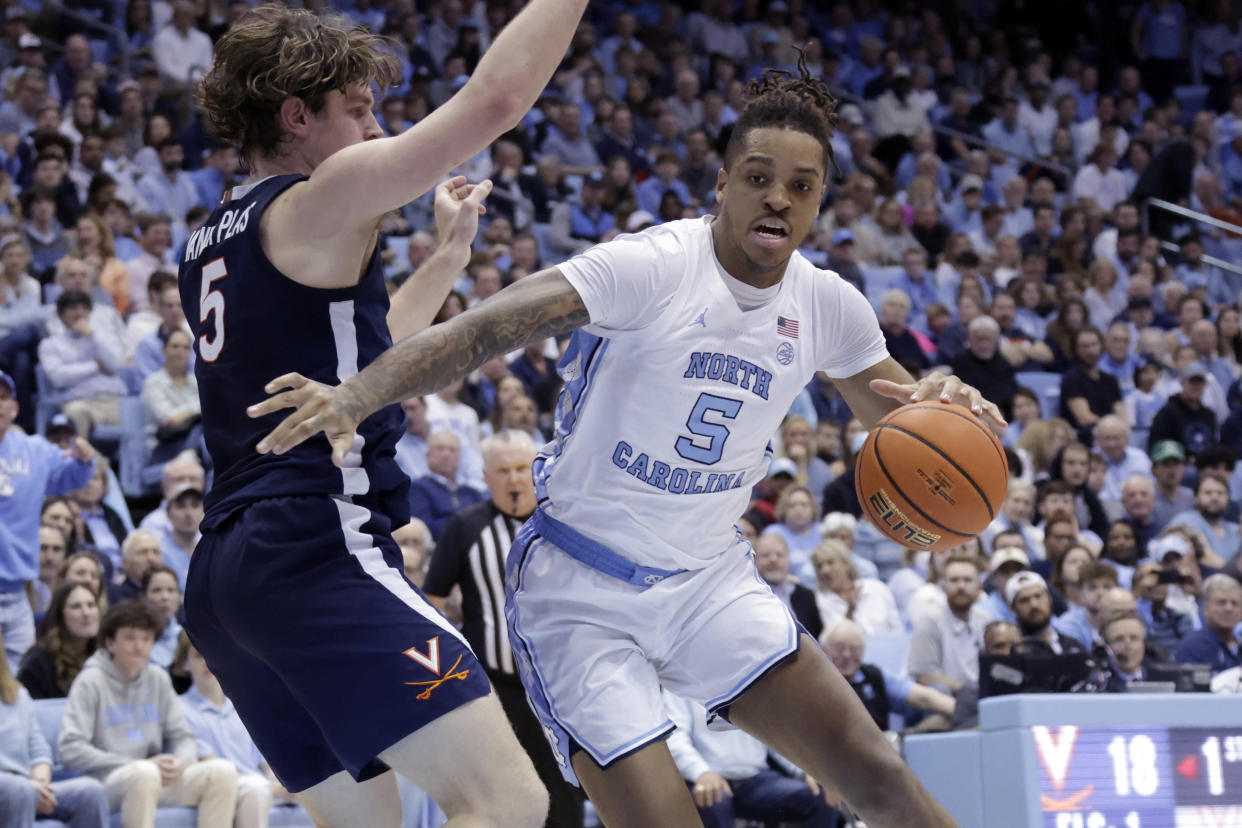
[861,265,906,311]
[1014,371,1061,419]
[1173,85,1208,125]
[34,365,128,449]
[34,363,58,436]
[34,698,71,780]
[33,699,314,827]
[90,401,128,449]
[103,464,135,533]
[864,633,911,678]
[384,233,411,278]
[530,222,557,268]
[118,396,153,498]
[118,364,145,396]
[853,522,906,581]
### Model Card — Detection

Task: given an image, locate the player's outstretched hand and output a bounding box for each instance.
[870,370,1007,431]
[249,373,361,465]
[435,175,493,255]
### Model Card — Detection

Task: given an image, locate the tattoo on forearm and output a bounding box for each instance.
[345,273,589,418]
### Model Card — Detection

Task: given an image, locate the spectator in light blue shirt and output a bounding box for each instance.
[140,564,181,668]
[1095,416,1153,502]
[982,99,1037,160]
[178,634,290,825]
[132,282,193,385]
[1072,66,1100,123]
[157,483,202,590]
[1051,559,1120,648]
[0,370,95,666]
[981,544,1031,624]
[135,138,202,237]
[999,176,1034,239]
[0,639,109,828]
[188,143,239,211]
[1168,471,1241,563]
[894,133,952,194]
[844,36,884,97]
[824,619,957,731]
[1219,123,1242,203]
[1188,319,1237,394]
[1098,321,1143,393]
[1133,562,1197,654]
[635,152,694,217]
[895,248,939,333]
[941,176,985,235]
[1172,574,1241,675]
[1133,0,1187,62]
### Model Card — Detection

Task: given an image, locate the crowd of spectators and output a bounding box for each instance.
[0,0,1242,824]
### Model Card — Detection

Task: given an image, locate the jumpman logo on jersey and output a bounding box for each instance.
[688,308,709,328]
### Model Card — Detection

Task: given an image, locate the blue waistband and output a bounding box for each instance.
[530,509,686,588]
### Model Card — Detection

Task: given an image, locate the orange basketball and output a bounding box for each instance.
[854,401,1009,552]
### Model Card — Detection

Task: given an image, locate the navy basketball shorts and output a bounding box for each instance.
[184,495,492,792]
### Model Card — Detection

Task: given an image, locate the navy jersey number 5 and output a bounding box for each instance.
[199,258,228,362]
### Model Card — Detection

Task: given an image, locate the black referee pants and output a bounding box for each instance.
[492,673,585,828]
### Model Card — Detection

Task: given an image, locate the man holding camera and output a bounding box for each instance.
[1132,561,1197,653]
[1173,574,1242,675]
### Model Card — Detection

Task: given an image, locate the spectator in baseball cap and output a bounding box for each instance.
[1007,572,1085,654]
[827,228,865,293]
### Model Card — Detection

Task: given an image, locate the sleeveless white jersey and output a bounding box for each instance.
[538,217,890,572]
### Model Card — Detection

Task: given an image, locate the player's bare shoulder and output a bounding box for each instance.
[260,180,380,290]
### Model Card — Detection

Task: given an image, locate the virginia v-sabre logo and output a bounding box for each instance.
[402,637,472,700]
[1033,725,1096,811]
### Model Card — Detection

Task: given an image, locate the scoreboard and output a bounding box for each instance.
[1034,726,1242,828]
[905,695,1242,827]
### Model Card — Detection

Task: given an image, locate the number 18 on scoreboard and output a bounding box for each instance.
[1032,725,1242,827]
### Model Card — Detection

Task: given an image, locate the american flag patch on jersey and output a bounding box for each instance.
[777,316,800,338]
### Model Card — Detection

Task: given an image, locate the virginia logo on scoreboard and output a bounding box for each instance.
[1033,725,1096,811]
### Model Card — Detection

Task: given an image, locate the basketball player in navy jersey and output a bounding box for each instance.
[177,4,588,826]
[250,65,1002,826]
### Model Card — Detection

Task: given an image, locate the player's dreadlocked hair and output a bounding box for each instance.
[723,49,838,177]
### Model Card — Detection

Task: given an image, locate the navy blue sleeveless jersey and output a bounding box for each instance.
[179,174,408,530]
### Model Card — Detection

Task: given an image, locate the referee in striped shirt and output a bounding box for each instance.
[424,428,584,827]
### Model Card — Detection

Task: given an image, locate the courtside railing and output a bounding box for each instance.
[44,2,133,81]
[929,123,1074,181]
[1142,197,1242,279]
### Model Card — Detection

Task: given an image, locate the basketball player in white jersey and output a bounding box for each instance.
[250,63,1003,827]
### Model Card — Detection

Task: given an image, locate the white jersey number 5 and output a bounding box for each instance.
[199,258,228,362]
[675,392,743,465]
